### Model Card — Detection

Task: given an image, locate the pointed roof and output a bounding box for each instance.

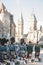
[0,2,5,9]
[29,10,37,22]
[30,13,36,21]
[0,2,7,13]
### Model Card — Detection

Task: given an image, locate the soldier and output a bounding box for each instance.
[27,41,33,62]
[35,42,40,62]
[19,38,27,60]
[0,38,8,62]
[8,37,18,61]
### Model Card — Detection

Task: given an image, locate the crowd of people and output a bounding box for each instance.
[0,37,41,64]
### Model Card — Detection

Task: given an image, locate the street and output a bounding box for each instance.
[26,62,43,65]
[0,62,43,65]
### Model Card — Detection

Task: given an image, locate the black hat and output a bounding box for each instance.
[10,37,15,42]
[1,38,7,45]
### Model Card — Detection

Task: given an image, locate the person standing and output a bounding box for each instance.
[27,41,33,62]
[8,37,18,61]
[35,42,40,62]
[0,38,8,62]
[19,38,27,59]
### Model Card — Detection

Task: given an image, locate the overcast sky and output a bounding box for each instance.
[0,0,43,34]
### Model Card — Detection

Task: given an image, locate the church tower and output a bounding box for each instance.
[29,13,37,32]
[18,13,23,41]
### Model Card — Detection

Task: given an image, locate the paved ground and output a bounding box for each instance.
[0,61,43,65]
[27,62,43,65]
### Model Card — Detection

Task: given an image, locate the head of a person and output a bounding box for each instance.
[29,41,31,44]
[6,39,9,42]
[37,41,39,45]
[1,38,7,45]
[10,37,15,44]
[20,38,25,45]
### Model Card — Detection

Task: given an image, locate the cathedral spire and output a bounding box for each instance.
[18,12,23,22]
[0,2,7,13]
[29,10,37,31]
[18,12,23,40]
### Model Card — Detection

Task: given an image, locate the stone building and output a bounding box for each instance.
[10,14,16,37]
[16,12,42,43]
[0,3,16,39]
[0,20,3,38]
[26,13,37,43]
[18,13,23,41]
[24,13,42,44]
[29,13,37,32]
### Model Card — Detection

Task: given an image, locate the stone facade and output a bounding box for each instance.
[0,3,16,39]
[10,14,16,37]
[0,20,3,38]
[24,14,42,44]
[18,13,23,41]
[29,13,37,32]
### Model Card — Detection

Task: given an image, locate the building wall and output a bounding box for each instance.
[29,14,37,32]
[18,14,23,41]
[10,22,16,36]
[0,20,3,38]
[10,14,16,37]
[0,3,16,39]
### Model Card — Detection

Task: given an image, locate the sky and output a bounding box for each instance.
[0,0,43,34]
